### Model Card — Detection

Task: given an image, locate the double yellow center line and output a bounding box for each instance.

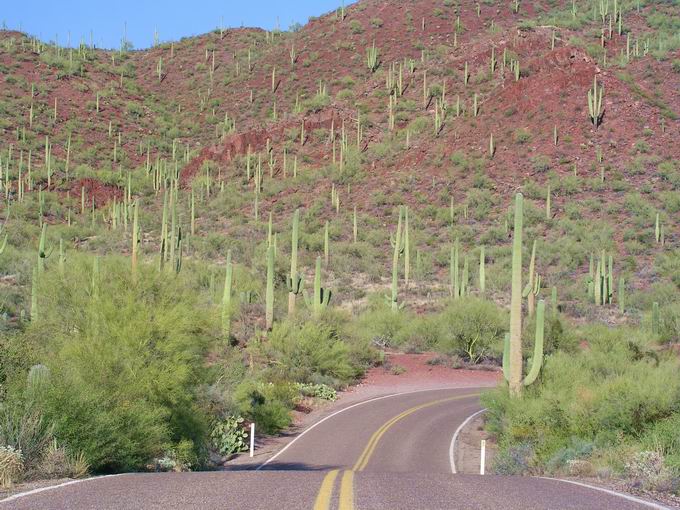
[312,393,479,510]
[314,470,354,510]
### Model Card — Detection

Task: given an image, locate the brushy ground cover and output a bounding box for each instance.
[483,324,680,493]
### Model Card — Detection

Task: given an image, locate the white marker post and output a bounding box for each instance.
[250,423,255,458]
[480,440,486,475]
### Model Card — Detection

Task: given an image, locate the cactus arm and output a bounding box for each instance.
[523,300,545,386]
[453,238,460,298]
[502,333,511,382]
[287,209,301,314]
[527,240,537,315]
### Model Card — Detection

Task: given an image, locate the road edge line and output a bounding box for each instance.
[537,477,671,510]
[0,474,127,504]
[257,386,484,471]
[449,408,487,474]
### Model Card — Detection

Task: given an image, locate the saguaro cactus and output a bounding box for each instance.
[366,41,379,72]
[506,193,544,396]
[265,246,274,330]
[388,207,405,311]
[222,250,233,337]
[131,200,140,274]
[588,76,604,128]
[304,256,331,315]
[479,246,486,293]
[324,221,330,266]
[450,238,460,298]
[404,207,410,286]
[287,209,303,315]
[37,223,52,273]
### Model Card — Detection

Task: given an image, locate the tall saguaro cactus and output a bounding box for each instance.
[588,75,604,128]
[388,207,405,311]
[37,223,52,273]
[222,250,233,337]
[287,209,303,315]
[479,246,486,293]
[131,200,140,274]
[506,193,545,396]
[304,256,331,315]
[404,207,410,286]
[265,245,274,330]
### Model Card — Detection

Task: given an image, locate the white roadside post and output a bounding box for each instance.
[480,440,486,475]
[250,423,255,458]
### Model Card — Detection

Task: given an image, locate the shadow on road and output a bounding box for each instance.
[222,461,337,472]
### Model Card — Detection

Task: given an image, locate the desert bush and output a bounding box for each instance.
[233,380,296,435]
[640,413,680,474]
[210,416,248,457]
[658,303,680,343]
[254,321,360,386]
[296,383,337,401]
[34,439,89,480]
[625,451,677,492]
[353,300,412,348]
[484,325,680,478]
[156,439,198,472]
[435,298,506,362]
[0,404,53,470]
[23,257,218,472]
[0,446,24,488]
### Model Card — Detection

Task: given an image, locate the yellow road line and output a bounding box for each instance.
[313,469,339,510]
[311,392,479,509]
[338,470,354,510]
[352,393,479,472]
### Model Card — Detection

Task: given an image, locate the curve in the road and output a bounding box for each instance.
[1,387,671,510]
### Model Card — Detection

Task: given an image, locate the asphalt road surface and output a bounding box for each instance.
[0,388,670,509]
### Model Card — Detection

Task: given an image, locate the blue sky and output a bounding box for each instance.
[2,0,357,50]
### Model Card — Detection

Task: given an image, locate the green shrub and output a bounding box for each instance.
[0,404,52,469]
[210,416,248,456]
[483,326,680,475]
[349,20,364,34]
[640,414,680,474]
[435,298,506,362]
[296,383,337,401]
[353,301,411,348]
[24,257,218,472]
[233,380,295,435]
[659,303,680,343]
[254,321,360,386]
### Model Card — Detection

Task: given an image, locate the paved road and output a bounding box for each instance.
[0,388,669,509]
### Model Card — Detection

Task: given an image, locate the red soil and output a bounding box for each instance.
[346,352,500,401]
